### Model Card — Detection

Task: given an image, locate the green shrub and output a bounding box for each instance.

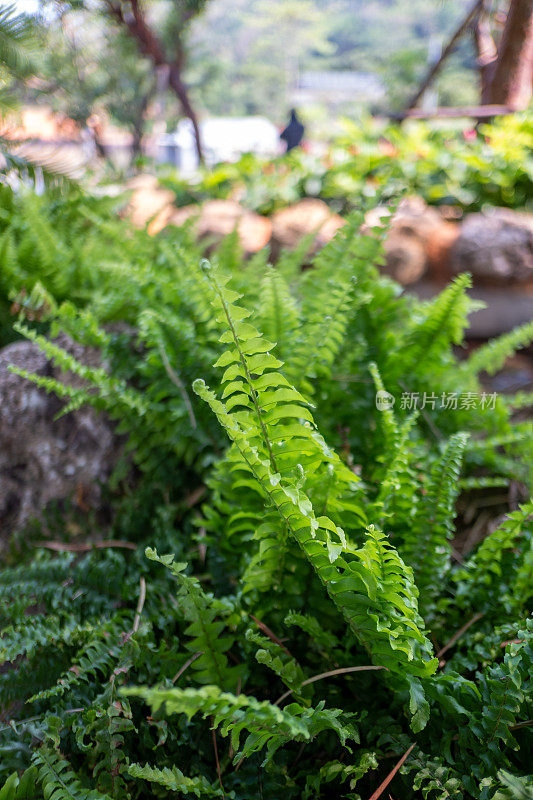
[160,113,533,215]
[0,185,532,799]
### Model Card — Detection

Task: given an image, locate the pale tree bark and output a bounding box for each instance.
[474,0,498,99]
[481,0,533,109]
[106,0,204,163]
[403,0,533,116]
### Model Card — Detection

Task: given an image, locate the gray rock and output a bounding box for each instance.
[365,197,459,285]
[450,209,533,284]
[0,336,120,541]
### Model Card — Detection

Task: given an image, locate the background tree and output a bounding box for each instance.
[479,0,533,109]
[405,0,533,114]
[101,0,208,161]
[0,3,37,115]
[40,13,155,165]
[40,0,208,162]
[0,7,80,186]
[188,0,477,120]
[245,0,333,112]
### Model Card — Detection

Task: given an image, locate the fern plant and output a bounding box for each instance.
[0,182,532,799]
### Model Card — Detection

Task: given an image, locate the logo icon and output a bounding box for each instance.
[375,390,395,411]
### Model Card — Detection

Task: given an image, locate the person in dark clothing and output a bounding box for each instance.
[280,108,304,152]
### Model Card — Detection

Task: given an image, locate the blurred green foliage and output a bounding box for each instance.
[160,114,533,215]
[187,0,477,118]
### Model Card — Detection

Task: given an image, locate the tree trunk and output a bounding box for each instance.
[131,126,143,160]
[88,119,108,160]
[168,66,203,164]
[474,1,498,100]
[483,0,533,109]
[131,90,152,164]
[106,0,204,163]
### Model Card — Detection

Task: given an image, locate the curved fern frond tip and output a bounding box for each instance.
[121,685,358,765]
[128,763,227,798]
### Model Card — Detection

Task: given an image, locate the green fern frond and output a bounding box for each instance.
[10,322,148,418]
[215,229,243,275]
[399,749,463,800]
[467,503,532,579]
[276,231,317,282]
[245,628,305,700]
[369,360,400,453]
[496,769,533,800]
[127,763,226,797]
[465,320,533,377]
[201,259,358,483]
[370,412,418,528]
[513,535,533,608]
[193,379,437,697]
[455,622,533,787]
[145,548,242,690]
[50,303,111,350]
[458,476,509,490]
[32,749,112,800]
[287,276,354,395]
[397,274,473,376]
[75,688,135,798]
[302,751,379,799]
[0,767,39,800]
[0,230,18,291]
[18,195,70,278]
[0,552,126,622]
[454,503,532,613]
[501,391,533,411]
[195,260,362,605]
[283,612,340,655]
[240,514,290,595]
[28,614,134,703]
[256,267,300,361]
[123,685,358,764]
[0,4,36,78]
[467,423,533,453]
[401,432,468,617]
[0,615,90,665]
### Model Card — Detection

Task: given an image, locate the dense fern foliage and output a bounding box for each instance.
[0,183,532,799]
